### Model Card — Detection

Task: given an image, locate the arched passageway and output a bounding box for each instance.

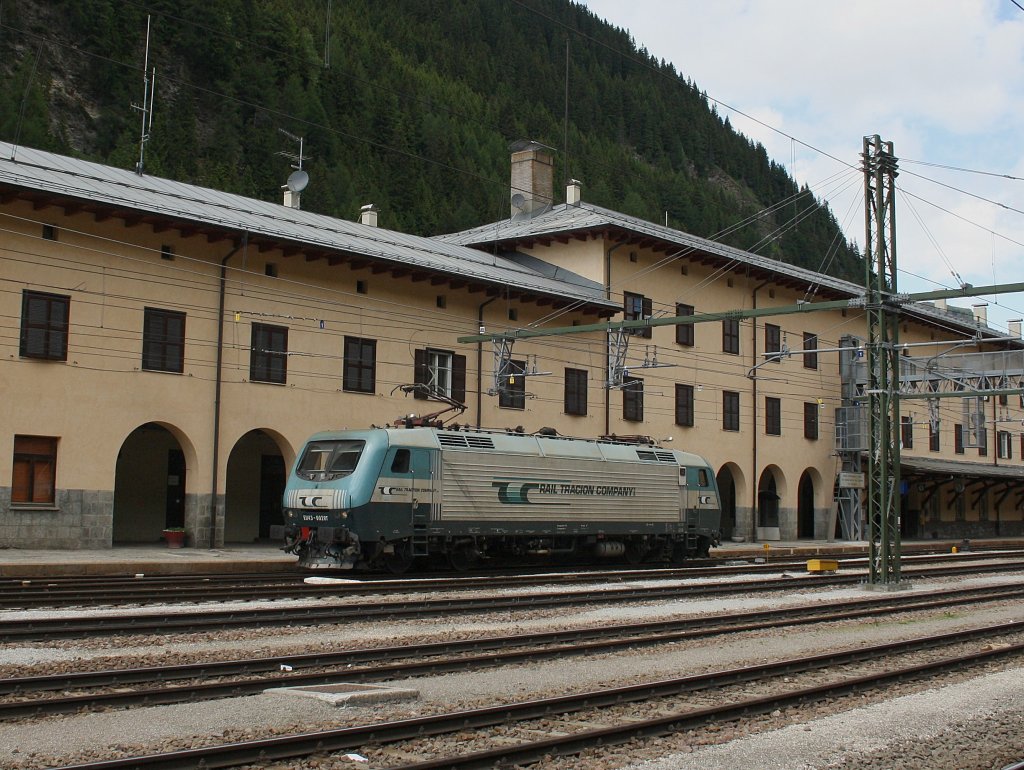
[757,468,780,538]
[716,466,736,540]
[798,471,816,538]
[224,429,289,543]
[113,423,190,543]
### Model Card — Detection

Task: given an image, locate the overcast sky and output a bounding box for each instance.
[581,0,1024,332]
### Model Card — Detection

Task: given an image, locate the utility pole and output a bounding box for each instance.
[862,135,902,587]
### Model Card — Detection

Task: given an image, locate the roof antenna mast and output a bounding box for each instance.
[277,128,309,209]
[132,15,156,175]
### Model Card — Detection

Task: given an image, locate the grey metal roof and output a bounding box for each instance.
[902,456,1024,481]
[0,142,617,311]
[440,200,864,295]
[439,200,1010,340]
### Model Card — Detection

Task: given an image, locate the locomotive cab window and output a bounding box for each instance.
[296,440,366,481]
[686,467,711,487]
[391,449,410,473]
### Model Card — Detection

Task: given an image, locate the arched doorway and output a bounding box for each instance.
[757,468,780,539]
[797,471,815,538]
[113,423,193,543]
[716,467,736,540]
[224,429,289,543]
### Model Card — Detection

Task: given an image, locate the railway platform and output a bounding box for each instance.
[0,537,1021,578]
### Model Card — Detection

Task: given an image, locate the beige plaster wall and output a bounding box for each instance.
[3,196,1021,548]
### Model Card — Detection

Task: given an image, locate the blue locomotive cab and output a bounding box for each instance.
[282,430,388,569]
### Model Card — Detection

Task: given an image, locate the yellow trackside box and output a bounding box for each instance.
[807,559,839,573]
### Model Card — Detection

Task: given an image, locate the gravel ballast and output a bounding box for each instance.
[1,570,1023,769]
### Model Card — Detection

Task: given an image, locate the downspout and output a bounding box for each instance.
[475,294,498,428]
[210,234,246,549]
[749,278,771,543]
[604,242,626,436]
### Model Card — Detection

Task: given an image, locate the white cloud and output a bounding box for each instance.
[580,0,1024,328]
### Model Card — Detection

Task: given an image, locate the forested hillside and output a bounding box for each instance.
[0,0,863,280]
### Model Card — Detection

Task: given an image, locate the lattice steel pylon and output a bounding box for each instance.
[862,135,902,586]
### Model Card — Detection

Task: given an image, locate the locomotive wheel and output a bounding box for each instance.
[384,540,413,574]
[447,542,478,572]
[624,541,645,565]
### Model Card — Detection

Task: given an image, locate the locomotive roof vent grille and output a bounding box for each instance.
[636,449,676,463]
[438,433,496,450]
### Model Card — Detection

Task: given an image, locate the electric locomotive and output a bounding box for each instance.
[281,425,722,572]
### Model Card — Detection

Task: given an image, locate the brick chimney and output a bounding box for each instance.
[510,140,553,219]
[972,303,988,326]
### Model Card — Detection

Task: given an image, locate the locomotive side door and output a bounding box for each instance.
[386,448,433,556]
[408,449,432,556]
[678,465,689,521]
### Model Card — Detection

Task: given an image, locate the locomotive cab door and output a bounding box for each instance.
[384,447,433,556]
[678,465,689,516]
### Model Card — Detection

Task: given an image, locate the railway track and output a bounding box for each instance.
[3,581,1023,721]
[2,560,1023,642]
[42,620,1024,769]
[3,549,1020,609]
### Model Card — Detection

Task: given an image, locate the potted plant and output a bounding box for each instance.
[162,528,186,548]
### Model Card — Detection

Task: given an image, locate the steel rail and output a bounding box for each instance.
[3,550,1019,609]
[2,560,1022,642]
[4,583,1024,720]
[48,622,1024,770]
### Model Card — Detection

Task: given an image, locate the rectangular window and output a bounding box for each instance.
[675,303,694,346]
[564,368,588,416]
[250,323,288,384]
[499,359,526,410]
[343,336,376,394]
[998,430,1013,459]
[623,377,644,421]
[979,435,988,457]
[803,332,818,369]
[12,435,57,505]
[901,415,913,449]
[624,291,652,338]
[722,318,740,354]
[929,422,940,452]
[804,402,819,440]
[20,290,70,361]
[765,396,782,435]
[414,348,467,404]
[142,308,185,373]
[723,390,740,431]
[954,424,964,454]
[675,383,695,427]
[999,394,1008,406]
[765,324,781,362]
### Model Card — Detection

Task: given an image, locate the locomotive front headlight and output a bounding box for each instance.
[339,510,348,520]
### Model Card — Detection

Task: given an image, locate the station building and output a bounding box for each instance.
[1,139,1022,549]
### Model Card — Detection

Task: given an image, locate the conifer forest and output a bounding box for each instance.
[0,0,863,279]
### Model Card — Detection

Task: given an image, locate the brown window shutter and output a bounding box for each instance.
[413,348,428,399]
[452,354,467,405]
